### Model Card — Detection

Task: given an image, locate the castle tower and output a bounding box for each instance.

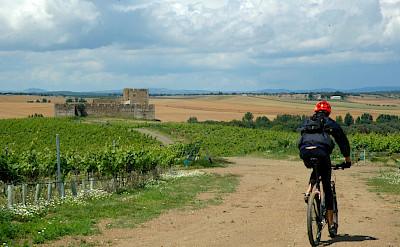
[122,88,149,104]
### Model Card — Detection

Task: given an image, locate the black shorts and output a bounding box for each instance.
[300,146,331,168]
[300,147,334,210]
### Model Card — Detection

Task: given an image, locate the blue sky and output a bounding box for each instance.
[0,0,399,92]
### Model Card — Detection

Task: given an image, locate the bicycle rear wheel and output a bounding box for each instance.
[331,184,338,237]
[307,192,323,246]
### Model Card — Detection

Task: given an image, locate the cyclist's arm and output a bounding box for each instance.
[331,128,350,157]
[325,120,351,157]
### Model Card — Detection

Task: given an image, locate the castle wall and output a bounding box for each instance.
[54,104,76,117]
[92,99,119,104]
[54,103,155,119]
[54,88,154,119]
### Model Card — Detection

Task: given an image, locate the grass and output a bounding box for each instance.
[184,157,232,169]
[0,171,239,246]
[248,149,300,161]
[366,169,400,195]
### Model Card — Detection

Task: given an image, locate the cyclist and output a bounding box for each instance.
[298,101,351,237]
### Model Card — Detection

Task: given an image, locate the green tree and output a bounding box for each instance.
[76,104,87,117]
[255,116,270,123]
[344,113,354,126]
[274,114,301,123]
[335,115,343,125]
[242,112,254,122]
[376,114,399,123]
[187,117,198,123]
[308,92,314,100]
[360,113,373,124]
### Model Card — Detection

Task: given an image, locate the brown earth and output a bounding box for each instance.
[0,95,67,119]
[151,95,400,122]
[43,157,400,247]
[2,94,400,122]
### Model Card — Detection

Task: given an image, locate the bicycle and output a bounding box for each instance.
[306,158,349,246]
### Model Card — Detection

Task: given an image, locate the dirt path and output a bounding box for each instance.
[133,128,176,146]
[51,158,399,247]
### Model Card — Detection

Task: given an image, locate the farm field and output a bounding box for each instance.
[0,95,67,119]
[1,94,400,121]
[151,94,400,122]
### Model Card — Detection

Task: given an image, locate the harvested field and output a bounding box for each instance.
[1,94,400,122]
[0,95,66,119]
[151,95,400,122]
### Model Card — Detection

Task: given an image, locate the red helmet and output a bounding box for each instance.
[315,101,331,114]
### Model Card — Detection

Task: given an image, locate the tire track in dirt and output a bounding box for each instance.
[42,158,400,247]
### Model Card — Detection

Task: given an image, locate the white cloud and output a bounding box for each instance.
[0,0,99,49]
[0,0,399,92]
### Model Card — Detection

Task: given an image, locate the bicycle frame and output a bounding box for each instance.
[307,158,338,246]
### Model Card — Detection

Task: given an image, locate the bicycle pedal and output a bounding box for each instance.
[304,193,310,203]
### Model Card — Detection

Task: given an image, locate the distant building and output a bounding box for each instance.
[54,88,155,119]
[330,96,342,100]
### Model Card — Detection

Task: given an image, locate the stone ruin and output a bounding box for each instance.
[54,88,155,119]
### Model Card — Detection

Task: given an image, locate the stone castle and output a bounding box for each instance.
[54,88,155,119]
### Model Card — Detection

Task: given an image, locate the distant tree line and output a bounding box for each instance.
[27,98,51,103]
[187,112,400,134]
[66,97,87,103]
[28,113,44,118]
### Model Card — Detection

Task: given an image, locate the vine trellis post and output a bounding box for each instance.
[56,134,62,198]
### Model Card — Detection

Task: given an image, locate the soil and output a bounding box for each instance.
[43,157,400,247]
[3,94,400,122]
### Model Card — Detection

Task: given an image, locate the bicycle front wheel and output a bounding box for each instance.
[307,192,323,246]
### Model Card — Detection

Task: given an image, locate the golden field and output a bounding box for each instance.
[151,94,400,122]
[0,94,400,122]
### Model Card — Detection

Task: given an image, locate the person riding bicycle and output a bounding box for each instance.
[298,101,351,237]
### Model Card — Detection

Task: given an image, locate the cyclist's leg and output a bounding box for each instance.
[300,148,317,202]
[319,154,335,227]
[300,149,317,193]
[306,169,317,193]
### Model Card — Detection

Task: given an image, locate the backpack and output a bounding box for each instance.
[305,113,325,134]
[298,113,335,153]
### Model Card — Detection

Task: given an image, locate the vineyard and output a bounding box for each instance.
[1,117,399,185]
[144,122,400,159]
[0,117,186,184]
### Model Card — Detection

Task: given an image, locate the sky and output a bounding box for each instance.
[0,0,400,92]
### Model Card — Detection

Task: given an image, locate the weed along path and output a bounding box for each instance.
[43,158,399,247]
